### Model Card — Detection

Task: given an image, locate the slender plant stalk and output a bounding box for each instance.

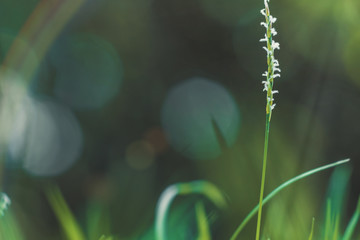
[230,159,350,240]
[255,0,281,239]
[255,114,270,240]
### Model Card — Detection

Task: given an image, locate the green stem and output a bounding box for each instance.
[230,158,350,240]
[255,113,271,240]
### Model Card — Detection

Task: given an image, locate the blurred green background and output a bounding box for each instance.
[0,0,359,239]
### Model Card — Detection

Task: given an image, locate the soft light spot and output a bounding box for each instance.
[8,96,83,176]
[50,33,123,110]
[161,77,240,160]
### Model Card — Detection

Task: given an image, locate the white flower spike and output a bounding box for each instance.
[260,0,280,120]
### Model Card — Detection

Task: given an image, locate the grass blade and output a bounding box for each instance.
[45,185,85,240]
[332,214,340,240]
[324,199,332,240]
[308,217,315,240]
[155,181,226,240]
[195,201,211,240]
[342,196,360,240]
[230,158,350,240]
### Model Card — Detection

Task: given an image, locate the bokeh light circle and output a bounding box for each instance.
[50,33,123,110]
[161,77,240,160]
[8,96,83,176]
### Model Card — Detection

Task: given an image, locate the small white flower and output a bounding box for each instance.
[272,90,279,94]
[259,34,268,42]
[267,97,274,102]
[273,66,281,73]
[263,46,271,54]
[269,16,277,23]
[270,104,276,110]
[272,41,280,50]
[264,0,269,8]
[273,73,281,78]
[262,81,269,91]
[260,9,267,17]
[273,59,279,66]
[271,28,277,36]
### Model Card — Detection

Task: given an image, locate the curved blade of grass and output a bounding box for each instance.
[342,196,360,240]
[308,217,315,240]
[45,185,85,240]
[155,180,226,240]
[230,158,350,240]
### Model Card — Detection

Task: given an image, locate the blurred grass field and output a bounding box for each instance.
[0,0,359,239]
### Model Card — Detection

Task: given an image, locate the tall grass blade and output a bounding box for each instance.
[324,199,332,240]
[326,165,351,219]
[342,196,360,240]
[230,159,350,240]
[332,214,340,240]
[45,185,85,240]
